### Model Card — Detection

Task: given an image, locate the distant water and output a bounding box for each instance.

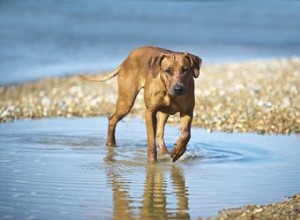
[0,117,300,219]
[0,0,300,85]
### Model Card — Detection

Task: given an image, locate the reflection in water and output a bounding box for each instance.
[1,118,300,219]
[105,148,190,220]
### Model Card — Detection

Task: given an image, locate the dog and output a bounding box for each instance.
[80,46,202,162]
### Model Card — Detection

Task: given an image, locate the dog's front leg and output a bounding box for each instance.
[145,109,158,162]
[156,112,170,155]
[171,112,193,162]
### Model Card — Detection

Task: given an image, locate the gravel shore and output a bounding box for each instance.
[1,57,299,134]
[207,194,300,220]
[1,57,299,218]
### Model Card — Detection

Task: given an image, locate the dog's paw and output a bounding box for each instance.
[170,146,187,162]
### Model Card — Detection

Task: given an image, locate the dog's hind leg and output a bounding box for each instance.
[106,74,140,146]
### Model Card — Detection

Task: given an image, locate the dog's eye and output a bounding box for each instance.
[182,67,189,74]
[164,68,172,76]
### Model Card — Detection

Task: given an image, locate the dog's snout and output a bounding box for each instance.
[174,86,183,93]
[173,85,185,95]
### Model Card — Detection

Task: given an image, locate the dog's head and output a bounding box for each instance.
[149,52,202,96]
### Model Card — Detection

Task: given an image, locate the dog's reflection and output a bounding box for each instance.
[105,148,190,219]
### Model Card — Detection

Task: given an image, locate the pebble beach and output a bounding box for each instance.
[208,194,300,220]
[1,57,299,134]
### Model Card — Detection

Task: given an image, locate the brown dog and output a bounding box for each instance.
[80,46,202,162]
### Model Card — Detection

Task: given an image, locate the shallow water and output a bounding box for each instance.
[0,117,299,219]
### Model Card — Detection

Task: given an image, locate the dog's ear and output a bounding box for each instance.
[149,54,165,78]
[185,53,202,78]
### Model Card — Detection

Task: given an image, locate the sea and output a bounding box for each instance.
[0,0,300,85]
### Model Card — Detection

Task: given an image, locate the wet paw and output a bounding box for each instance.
[171,146,186,162]
[147,157,158,163]
[159,148,170,155]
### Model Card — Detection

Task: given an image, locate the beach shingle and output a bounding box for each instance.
[1,58,299,134]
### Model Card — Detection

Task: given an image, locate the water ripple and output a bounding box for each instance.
[100,141,268,165]
[1,117,299,219]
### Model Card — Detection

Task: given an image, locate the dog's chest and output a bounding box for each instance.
[159,95,186,115]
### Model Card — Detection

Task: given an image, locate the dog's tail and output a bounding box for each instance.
[79,66,120,82]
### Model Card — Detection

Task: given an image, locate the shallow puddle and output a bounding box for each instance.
[0,117,299,219]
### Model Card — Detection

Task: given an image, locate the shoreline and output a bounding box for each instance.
[1,57,299,134]
[207,194,300,220]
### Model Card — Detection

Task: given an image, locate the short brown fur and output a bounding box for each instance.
[80,46,202,162]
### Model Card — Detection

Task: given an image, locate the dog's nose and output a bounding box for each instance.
[173,85,185,94]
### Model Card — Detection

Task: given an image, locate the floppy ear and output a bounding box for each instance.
[149,54,165,78]
[185,53,202,78]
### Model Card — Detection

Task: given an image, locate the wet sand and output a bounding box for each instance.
[1,58,300,219]
[1,57,300,134]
